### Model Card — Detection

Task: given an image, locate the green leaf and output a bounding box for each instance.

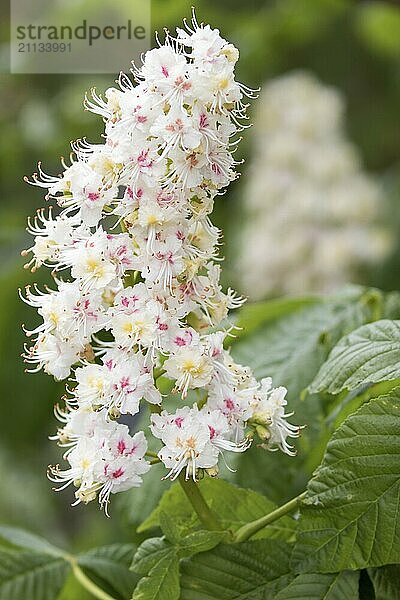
[275,571,360,599]
[369,565,400,600]
[228,295,319,343]
[231,289,379,397]
[310,320,400,394]
[231,289,385,502]
[131,545,179,600]
[158,512,181,545]
[293,391,400,572]
[0,525,65,557]
[131,538,173,577]
[131,529,226,600]
[177,531,226,558]
[0,548,69,600]
[180,539,293,599]
[77,544,139,600]
[138,479,295,541]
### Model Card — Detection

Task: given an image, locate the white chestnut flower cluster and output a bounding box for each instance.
[237,72,393,299]
[21,15,299,512]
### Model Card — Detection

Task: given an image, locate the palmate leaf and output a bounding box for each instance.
[0,549,69,600]
[293,391,400,572]
[310,320,400,394]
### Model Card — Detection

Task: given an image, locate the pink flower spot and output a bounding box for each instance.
[224,398,235,411]
[199,113,208,128]
[127,444,138,455]
[117,439,126,454]
[87,192,100,201]
[112,468,124,479]
[120,376,130,389]
[211,163,222,175]
[116,245,127,257]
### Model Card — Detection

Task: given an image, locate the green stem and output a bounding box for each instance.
[178,474,222,531]
[67,556,116,600]
[145,450,159,459]
[153,367,166,380]
[145,450,161,465]
[234,491,307,543]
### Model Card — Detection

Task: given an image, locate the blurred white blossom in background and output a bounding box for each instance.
[236,72,393,300]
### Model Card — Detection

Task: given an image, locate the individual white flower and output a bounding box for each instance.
[142,237,185,291]
[22,209,81,271]
[249,378,300,456]
[150,106,202,154]
[207,382,253,443]
[200,407,250,456]
[72,364,113,409]
[108,354,162,414]
[56,160,117,227]
[177,22,227,63]
[164,343,214,397]
[111,310,157,351]
[24,333,81,380]
[71,246,117,290]
[158,415,217,481]
[96,429,150,511]
[140,46,188,93]
[150,405,193,438]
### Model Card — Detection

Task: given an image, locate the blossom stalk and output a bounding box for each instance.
[234,491,307,543]
[179,474,222,532]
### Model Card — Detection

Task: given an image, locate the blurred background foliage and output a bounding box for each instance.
[0,0,400,593]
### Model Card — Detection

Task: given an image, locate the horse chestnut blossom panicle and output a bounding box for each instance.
[21,13,300,513]
[237,72,393,299]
